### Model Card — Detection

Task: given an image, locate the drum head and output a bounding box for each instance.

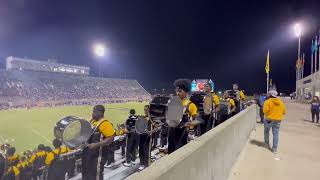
[54,116,92,149]
[166,96,183,127]
[135,116,148,134]
[0,151,7,180]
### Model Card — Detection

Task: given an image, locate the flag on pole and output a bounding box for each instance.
[265,50,270,74]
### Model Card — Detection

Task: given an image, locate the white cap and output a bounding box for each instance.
[269,89,278,97]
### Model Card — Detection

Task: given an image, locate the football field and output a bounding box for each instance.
[0,102,146,152]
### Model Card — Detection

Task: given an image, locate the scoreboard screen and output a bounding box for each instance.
[191,79,215,92]
[6,56,90,76]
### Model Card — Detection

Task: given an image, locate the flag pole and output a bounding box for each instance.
[267,72,269,93]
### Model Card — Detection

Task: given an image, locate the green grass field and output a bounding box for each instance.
[0,102,146,153]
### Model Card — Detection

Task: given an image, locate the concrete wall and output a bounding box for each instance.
[129,105,258,180]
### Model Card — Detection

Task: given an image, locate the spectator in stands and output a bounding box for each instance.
[311,96,320,123]
[263,89,286,154]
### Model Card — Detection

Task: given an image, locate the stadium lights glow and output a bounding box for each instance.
[93,43,106,57]
[294,23,302,38]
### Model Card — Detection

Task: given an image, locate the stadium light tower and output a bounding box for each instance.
[92,43,108,77]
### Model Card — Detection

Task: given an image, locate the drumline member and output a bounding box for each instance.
[199,83,220,135]
[231,84,246,114]
[17,156,31,180]
[29,144,46,180]
[82,105,115,180]
[45,138,68,180]
[219,92,236,123]
[4,147,20,180]
[168,79,199,154]
[3,165,20,180]
[123,109,139,167]
[138,105,158,171]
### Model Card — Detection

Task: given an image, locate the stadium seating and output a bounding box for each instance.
[0,69,150,109]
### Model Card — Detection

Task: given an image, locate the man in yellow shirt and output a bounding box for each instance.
[168,79,199,154]
[263,89,286,154]
[45,139,68,180]
[199,83,220,135]
[82,105,115,180]
[218,92,236,124]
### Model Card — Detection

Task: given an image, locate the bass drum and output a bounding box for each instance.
[0,151,7,180]
[149,95,183,127]
[135,116,148,134]
[54,116,93,149]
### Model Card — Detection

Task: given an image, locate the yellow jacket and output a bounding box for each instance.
[263,98,286,121]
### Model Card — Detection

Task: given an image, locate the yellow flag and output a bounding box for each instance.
[265,50,270,74]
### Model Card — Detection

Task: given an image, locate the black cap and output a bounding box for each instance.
[52,138,62,148]
[93,105,105,114]
[129,109,136,115]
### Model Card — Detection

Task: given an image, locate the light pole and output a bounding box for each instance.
[294,23,303,100]
[294,23,302,79]
[92,43,107,78]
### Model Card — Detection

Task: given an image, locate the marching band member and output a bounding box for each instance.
[45,139,68,180]
[17,156,31,180]
[168,79,199,154]
[200,83,220,135]
[138,105,158,171]
[4,147,20,180]
[220,92,236,122]
[82,105,115,180]
[123,109,139,167]
[29,144,46,180]
[231,84,246,114]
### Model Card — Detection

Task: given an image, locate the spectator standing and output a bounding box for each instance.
[263,89,286,154]
[258,94,267,123]
[311,96,320,123]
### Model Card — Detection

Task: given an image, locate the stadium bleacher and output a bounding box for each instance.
[0,69,150,109]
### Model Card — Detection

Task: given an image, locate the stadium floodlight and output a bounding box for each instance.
[93,43,106,57]
[294,23,302,38]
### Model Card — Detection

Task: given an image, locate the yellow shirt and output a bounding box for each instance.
[8,154,19,163]
[263,98,286,121]
[240,91,246,100]
[7,166,20,176]
[229,99,236,108]
[45,147,68,166]
[17,160,29,169]
[182,98,198,117]
[29,151,46,164]
[91,118,115,138]
[213,94,220,106]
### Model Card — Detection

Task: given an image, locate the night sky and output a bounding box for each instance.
[1,0,320,94]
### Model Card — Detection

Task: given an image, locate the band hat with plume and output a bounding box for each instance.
[174,79,191,93]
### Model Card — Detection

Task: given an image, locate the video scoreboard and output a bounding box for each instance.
[191,79,215,92]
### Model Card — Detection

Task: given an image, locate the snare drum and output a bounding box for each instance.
[54,116,93,149]
[149,95,184,128]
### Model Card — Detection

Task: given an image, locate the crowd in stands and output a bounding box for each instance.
[0,69,150,110]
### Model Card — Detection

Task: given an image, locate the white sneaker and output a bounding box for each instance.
[131,161,137,165]
[123,162,131,167]
[105,162,114,168]
[138,166,145,171]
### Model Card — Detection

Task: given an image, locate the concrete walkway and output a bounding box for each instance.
[228,100,320,180]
